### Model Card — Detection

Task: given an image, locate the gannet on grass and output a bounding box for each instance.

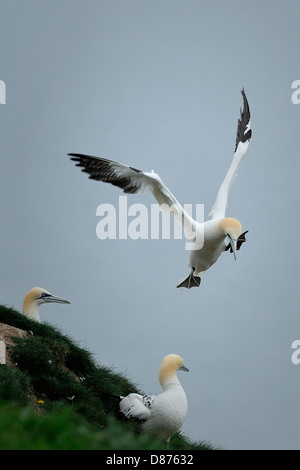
[23,287,70,322]
[69,89,252,288]
[119,354,189,445]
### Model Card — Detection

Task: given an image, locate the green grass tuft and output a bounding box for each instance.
[0,366,31,406]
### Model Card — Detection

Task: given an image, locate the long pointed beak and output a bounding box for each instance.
[229,237,237,260]
[179,363,189,372]
[44,295,70,305]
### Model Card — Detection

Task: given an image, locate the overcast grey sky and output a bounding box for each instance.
[0,0,299,450]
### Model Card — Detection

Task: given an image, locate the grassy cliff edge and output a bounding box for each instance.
[0,305,215,450]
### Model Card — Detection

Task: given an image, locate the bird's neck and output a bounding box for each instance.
[204,219,227,242]
[23,301,40,321]
[161,374,181,391]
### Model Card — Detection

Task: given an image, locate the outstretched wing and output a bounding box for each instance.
[119,393,153,422]
[209,89,252,220]
[69,153,195,233]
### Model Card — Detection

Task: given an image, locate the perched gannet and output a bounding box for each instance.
[23,287,70,322]
[119,354,189,444]
[69,89,252,288]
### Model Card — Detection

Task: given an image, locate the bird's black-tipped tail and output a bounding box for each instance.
[176,271,201,289]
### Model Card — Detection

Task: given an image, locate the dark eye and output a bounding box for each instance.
[40,292,50,299]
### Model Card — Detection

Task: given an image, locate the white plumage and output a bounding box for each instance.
[70,89,252,288]
[119,354,189,443]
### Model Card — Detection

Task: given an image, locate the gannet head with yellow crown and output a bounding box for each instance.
[218,217,243,260]
[158,354,189,390]
[23,287,70,322]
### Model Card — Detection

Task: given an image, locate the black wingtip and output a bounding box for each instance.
[234,89,252,153]
[240,88,250,116]
[68,153,83,162]
[68,153,99,159]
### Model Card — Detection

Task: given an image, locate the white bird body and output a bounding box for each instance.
[140,385,188,439]
[23,287,70,322]
[187,217,243,277]
[70,89,251,288]
[119,354,188,443]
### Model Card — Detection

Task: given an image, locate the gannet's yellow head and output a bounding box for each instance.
[219,217,243,260]
[158,354,189,388]
[23,287,70,321]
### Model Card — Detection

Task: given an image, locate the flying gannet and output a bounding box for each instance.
[69,89,252,288]
[23,287,70,322]
[118,354,188,444]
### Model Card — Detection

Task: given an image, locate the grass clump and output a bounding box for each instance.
[0,400,166,450]
[0,304,215,450]
[0,366,31,406]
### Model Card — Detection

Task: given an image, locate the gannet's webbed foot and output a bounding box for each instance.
[176,268,201,289]
[225,230,249,253]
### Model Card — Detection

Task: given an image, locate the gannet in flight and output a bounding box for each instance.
[23,287,70,322]
[118,354,188,444]
[69,89,251,288]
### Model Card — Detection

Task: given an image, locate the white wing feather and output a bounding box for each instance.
[119,393,153,421]
[69,153,195,235]
[70,90,251,226]
[209,89,252,220]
